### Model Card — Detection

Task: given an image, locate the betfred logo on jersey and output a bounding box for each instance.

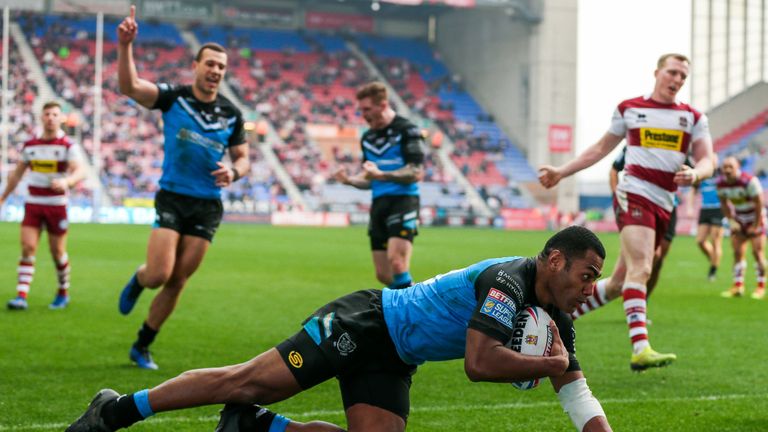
[30,160,58,173]
[480,288,517,329]
[640,128,683,151]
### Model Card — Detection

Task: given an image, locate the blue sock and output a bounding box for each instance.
[389,271,412,289]
[133,389,155,419]
[269,414,291,432]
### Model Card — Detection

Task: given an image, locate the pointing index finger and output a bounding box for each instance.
[130,5,136,20]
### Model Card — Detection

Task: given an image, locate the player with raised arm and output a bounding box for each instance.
[539,53,715,370]
[334,82,425,290]
[115,6,249,369]
[717,156,766,299]
[68,226,611,432]
[3,101,86,310]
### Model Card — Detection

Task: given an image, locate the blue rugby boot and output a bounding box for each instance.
[130,345,159,370]
[119,272,144,315]
[7,296,28,310]
[49,294,70,310]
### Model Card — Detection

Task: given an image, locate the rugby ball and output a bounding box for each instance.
[506,306,553,390]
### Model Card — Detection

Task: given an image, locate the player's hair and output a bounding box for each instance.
[42,101,61,111]
[196,42,227,62]
[657,53,690,69]
[538,226,606,265]
[356,82,388,104]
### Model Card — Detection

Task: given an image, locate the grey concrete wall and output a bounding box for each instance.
[707,82,768,140]
[436,9,531,149]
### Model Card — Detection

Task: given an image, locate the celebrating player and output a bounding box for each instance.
[333,82,425,289]
[692,156,724,282]
[716,156,766,299]
[68,226,611,432]
[538,53,715,370]
[2,101,86,311]
[115,6,249,369]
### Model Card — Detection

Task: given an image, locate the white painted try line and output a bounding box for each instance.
[2,392,765,431]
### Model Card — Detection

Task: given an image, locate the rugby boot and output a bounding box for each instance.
[720,286,744,298]
[130,345,159,370]
[66,388,119,432]
[119,273,144,315]
[215,404,273,432]
[751,288,765,300]
[7,296,28,310]
[49,294,70,309]
[630,346,676,371]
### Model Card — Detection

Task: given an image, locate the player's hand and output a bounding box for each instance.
[211,162,234,187]
[333,167,349,184]
[538,165,563,189]
[50,178,69,193]
[729,218,742,233]
[117,5,138,46]
[547,321,569,376]
[362,160,383,180]
[674,165,698,186]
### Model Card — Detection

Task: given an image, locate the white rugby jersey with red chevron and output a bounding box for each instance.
[608,95,710,212]
[20,132,81,206]
[716,172,764,225]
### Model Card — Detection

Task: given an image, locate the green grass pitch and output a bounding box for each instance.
[1,222,767,431]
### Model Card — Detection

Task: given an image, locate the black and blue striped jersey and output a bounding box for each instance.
[360,115,425,199]
[152,83,245,199]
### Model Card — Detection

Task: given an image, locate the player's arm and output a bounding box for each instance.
[539,132,624,189]
[551,371,611,432]
[676,119,715,186]
[333,167,371,190]
[50,157,87,193]
[463,324,568,383]
[749,178,765,230]
[212,143,250,187]
[116,5,158,108]
[363,161,424,184]
[608,167,619,195]
[0,161,28,204]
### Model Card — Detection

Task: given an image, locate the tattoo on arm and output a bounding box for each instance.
[381,163,424,184]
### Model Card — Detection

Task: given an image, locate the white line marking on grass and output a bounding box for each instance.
[3,393,766,431]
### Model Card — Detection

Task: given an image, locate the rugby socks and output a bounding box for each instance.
[101,390,153,429]
[757,267,766,290]
[389,271,412,289]
[733,260,747,292]
[622,281,649,354]
[135,322,158,349]
[571,279,608,320]
[16,256,35,299]
[238,405,291,432]
[708,265,717,279]
[56,253,70,297]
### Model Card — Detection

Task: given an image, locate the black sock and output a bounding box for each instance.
[239,405,277,431]
[101,394,145,429]
[709,265,717,276]
[135,322,158,348]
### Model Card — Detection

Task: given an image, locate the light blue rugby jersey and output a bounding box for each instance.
[699,176,721,209]
[153,83,245,199]
[382,256,529,365]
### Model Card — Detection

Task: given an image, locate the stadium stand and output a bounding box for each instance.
[16,12,279,210]
[355,34,536,208]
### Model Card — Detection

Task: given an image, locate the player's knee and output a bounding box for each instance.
[21,243,37,257]
[141,270,172,288]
